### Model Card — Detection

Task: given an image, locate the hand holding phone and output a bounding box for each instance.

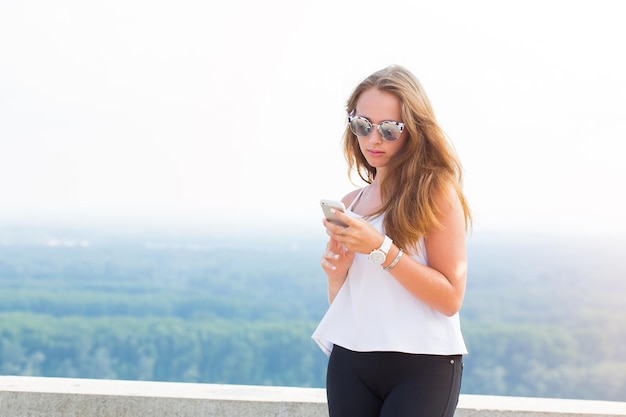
[320,199,349,227]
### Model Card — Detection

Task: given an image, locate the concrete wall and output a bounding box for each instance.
[2,376,626,417]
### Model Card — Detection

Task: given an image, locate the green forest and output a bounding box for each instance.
[0,227,625,402]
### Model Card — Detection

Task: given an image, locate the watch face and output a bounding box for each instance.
[369,250,386,265]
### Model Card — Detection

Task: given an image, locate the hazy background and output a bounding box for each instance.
[1,0,625,237]
[1,1,626,399]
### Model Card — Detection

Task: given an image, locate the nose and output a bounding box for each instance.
[368,125,384,144]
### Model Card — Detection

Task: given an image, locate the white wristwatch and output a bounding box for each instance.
[368,235,393,265]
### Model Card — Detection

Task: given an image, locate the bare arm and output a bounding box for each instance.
[326,186,468,316]
[385,186,468,316]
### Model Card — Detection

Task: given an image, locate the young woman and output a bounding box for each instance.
[312,65,472,417]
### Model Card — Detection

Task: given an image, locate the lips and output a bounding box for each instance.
[368,149,384,156]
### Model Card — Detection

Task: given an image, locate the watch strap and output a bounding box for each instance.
[380,235,393,254]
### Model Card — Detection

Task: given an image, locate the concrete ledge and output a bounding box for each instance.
[457,395,626,417]
[1,376,626,417]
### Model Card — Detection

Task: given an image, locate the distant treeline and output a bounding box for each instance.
[0,231,625,401]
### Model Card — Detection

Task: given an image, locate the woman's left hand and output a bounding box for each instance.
[322,208,386,254]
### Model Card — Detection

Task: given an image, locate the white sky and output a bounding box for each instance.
[1,0,625,237]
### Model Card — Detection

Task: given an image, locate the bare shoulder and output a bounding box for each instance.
[341,188,362,208]
[429,182,467,238]
[434,182,461,212]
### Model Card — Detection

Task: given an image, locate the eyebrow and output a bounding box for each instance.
[356,114,403,124]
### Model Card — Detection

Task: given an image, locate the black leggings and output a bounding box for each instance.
[326,345,463,417]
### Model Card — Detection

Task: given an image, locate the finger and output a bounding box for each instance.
[326,239,341,249]
[323,218,347,237]
[328,238,344,252]
[330,208,352,226]
[320,258,337,271]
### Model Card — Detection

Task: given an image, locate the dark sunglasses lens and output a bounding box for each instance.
[379,122,402,141]
[349,116,372,137]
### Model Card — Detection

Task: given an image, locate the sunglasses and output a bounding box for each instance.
[348,110,405,142]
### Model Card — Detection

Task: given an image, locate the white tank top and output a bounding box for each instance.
[312,190,468,356]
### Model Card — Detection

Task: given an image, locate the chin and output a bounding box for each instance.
[365,159,388,169]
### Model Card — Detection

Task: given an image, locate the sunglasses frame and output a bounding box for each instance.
[348,110,405,142]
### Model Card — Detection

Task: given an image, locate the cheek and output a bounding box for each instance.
[385,139,405,156]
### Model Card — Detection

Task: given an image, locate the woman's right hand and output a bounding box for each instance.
[321,236,354,302]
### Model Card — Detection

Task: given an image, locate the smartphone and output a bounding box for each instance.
[320,199,349,227]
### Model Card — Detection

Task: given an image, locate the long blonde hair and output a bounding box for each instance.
[343,65,471,250]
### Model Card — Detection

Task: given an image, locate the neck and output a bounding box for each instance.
[372,172,382,185]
